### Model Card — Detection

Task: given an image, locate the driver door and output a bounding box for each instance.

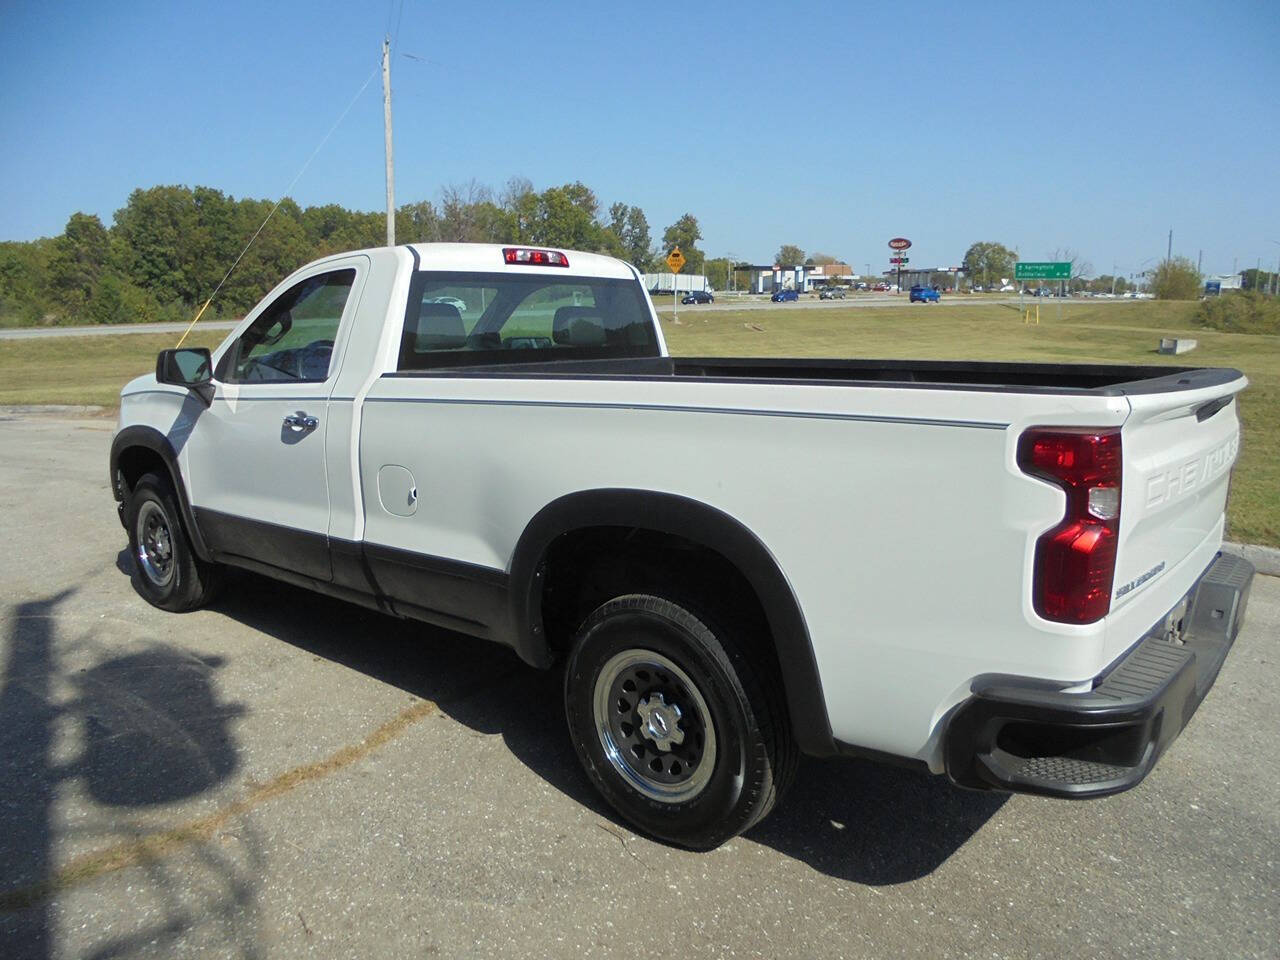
[184,260,366,582]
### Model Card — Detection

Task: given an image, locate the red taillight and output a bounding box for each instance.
[502,247,570,267]
[1017,428,1122,624]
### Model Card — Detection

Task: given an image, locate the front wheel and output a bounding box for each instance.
[564,594,795,849]
[125,472,222,612]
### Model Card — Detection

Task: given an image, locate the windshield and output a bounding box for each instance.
[398,271,659,370]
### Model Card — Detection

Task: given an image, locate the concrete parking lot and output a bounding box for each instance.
[1,412,1276,959]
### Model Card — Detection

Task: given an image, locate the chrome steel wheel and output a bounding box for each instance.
[593,648,717,803]
[135,500,175,588]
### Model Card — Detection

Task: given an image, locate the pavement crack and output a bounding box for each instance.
[597,822,649,869]
[0,694,441,912]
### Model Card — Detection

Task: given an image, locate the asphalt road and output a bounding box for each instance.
[0,320,241,340]
[1,413,1276,959]
[650,294,1070,312]
[0,296,1129,339]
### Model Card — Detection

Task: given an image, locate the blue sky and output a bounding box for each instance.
[2,1,1277,278]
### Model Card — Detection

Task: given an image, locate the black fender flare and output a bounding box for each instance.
[508,489,836,756]
[109,425,212,561]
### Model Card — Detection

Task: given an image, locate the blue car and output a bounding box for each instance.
[909,285,940,303]
[770,289,799,302]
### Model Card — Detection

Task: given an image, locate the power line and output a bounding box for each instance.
[393,0,407,49]
[176,63,379,347]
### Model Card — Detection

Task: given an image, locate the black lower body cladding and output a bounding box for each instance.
[944,552,1253,798]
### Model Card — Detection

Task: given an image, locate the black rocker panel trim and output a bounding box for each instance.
[195,508,332,582]
[362,542,509,641]
[109,425,212,561]
[194,511,510,642]
[508,489,836,757]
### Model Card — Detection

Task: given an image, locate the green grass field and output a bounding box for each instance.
[1,300,1276,545]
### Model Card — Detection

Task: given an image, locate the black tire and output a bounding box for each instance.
[125,472,222,612]
[564,594,796,849]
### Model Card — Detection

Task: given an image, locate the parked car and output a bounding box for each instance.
[819,288,846,300]
[681,290,714,305]
[872,283,890,292]
[113,241,1252,850]
[909,285,941,303]
[424,295,468,313]
[771,289,799,302]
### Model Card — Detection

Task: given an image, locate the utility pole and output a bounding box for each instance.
[1197,250,1202,274]
[1167,228,1172,262]
[382,36,395,247]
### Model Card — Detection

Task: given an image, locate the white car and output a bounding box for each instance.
[424,295,468,313]
[111,242,1254,849]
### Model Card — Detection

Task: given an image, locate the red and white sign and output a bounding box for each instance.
[888,237,912,251]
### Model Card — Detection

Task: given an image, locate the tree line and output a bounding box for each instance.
[959,241,1223,299]
[0,178,711,325]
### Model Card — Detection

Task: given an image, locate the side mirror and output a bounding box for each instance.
[156,348,214,405]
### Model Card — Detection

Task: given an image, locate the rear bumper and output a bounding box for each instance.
[944,551,1253,798]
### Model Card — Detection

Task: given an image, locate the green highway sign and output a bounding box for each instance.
[1015,261,1071,280]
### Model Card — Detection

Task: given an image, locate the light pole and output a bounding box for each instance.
[1134,257,1157,295]
[723,252,738,294]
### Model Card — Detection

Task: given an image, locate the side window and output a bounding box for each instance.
[221,269,355,383]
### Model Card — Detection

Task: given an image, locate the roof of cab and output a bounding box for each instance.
[404,242,637,279]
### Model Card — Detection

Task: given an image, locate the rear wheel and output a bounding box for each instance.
[564,594,795,849]
[126,472,222,612]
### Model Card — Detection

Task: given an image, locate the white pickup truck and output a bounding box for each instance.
[111,242,1254,849]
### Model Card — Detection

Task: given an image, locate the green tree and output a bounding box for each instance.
[604,203,653,269]
[48,212,109,309]
[439,180,497,242]
[662,214,704,274]
[1241,268,1275,293]
[962,241,1017,289]
[704,257,731,290]
[1088,274,1130,295]
[807,252,838,266]
[624,206,652,269]
[0,239,53,324]
[1150,256,1202,300]
[86,270,174,324]
[776,244,805,267]
[111,186,201,305]
[527,182,603,249]
[501,178,539,243]
[394,201,439,244]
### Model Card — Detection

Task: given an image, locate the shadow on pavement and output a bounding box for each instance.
[207,570,1005,883]
[0,589,256,959]
[747,756,1006,884]
[207,571,603,814]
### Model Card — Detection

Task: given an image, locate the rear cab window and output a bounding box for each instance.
[397,272,659,370]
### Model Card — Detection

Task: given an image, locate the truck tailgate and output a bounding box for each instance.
[1112,376,1247,621]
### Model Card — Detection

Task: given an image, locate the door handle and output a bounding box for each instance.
[283,412,319,431]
